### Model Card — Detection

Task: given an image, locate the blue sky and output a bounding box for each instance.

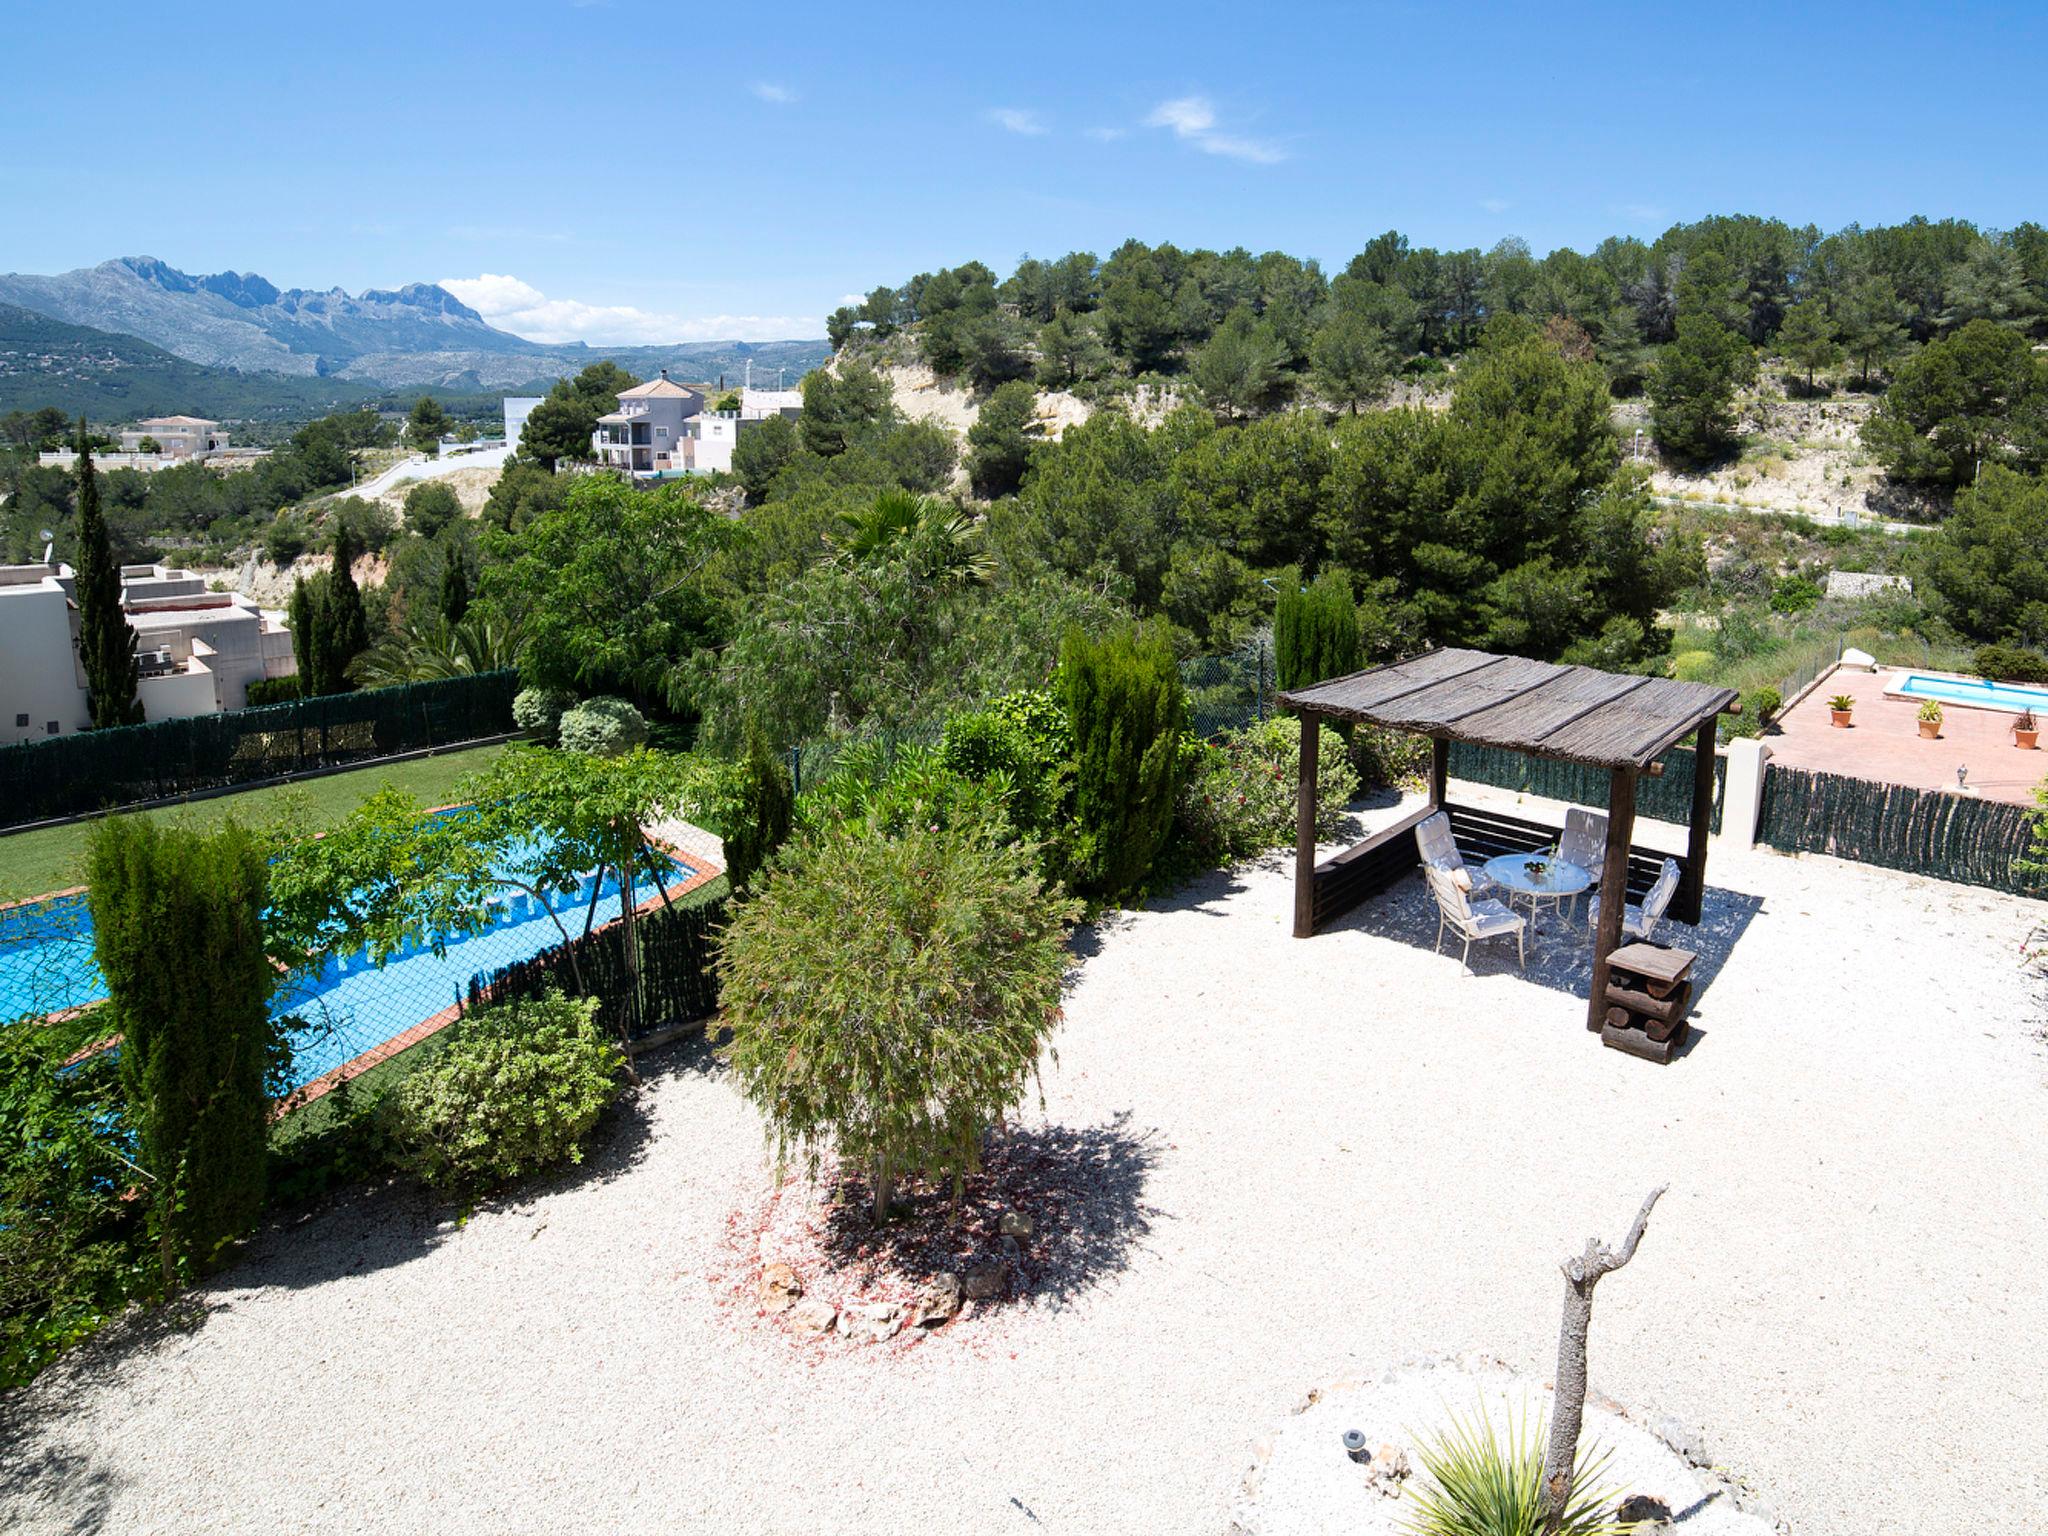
[2,0,2043,343]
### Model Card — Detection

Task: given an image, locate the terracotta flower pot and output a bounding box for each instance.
[1918,720,1941,739]
[2018,728,2040,750]
[1830,709,1852,728]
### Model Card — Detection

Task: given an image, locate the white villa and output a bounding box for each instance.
[119,415,228,459]
[0,562,296,744]
[592,374,805,477]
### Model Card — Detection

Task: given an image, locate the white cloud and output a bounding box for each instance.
[752,82,797,104]
[1480,196,1511,215]
[441,273,820,344]
[1143,95,1283,164]
[986,106,1048,136]
[1083,126,1127,142]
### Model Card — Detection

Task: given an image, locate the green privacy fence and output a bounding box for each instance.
[467,892,727,1041]
[1182,638,1271,740]
[1448,740,1725,832]
[1758,764,2046,897]
[0,670,519,827]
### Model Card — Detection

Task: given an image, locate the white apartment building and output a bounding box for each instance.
[502,395,544,454]
[0,563,297,745]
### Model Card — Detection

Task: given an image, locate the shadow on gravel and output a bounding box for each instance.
[815,1112,1163,1310]
[1335,867,1765,1014]
[0,1429,123,1535]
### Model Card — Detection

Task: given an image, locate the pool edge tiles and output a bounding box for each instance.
[276,850,723,1117]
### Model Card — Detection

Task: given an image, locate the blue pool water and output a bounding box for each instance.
[1,841,692,1097]
[1892,672,2048,714]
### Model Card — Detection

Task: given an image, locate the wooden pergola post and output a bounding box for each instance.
[1672,722,1716,925]
[1586,766,1638,1032]
[1429,735,1450,809]
[1293,709,1320,938]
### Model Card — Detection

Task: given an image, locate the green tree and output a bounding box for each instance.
[1836,275,1908,386]
[1058,621,1187,900]
[403,479,462,539]
[1860,318,2048,486]
[1309,309,1394,414]
[482,474,730,708]
[1776,301,1840,394]
[406,395,451,453]
[1647,314,1755,464]
[958,312,1033,393]
[1191,306,1288,420]
[326,516,369,689]
[86,816,274,1286]
[830,489,991,583]
[731,412,800,502]
[1275,572,1362,690]
[71,428,142,728]
[438,546,470,624]
[719,799,1079,1223]
[799,361,897,456]
[1035,311,1112,389]
[287,573,332,696]
[715,730,795,896]
[965,380,1037,498]
[1919,465,2048,643]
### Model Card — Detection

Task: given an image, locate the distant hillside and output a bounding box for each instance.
[0,257,831,389]
[0,302,390,418]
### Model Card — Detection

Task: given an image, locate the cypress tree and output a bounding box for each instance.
[72,422,142,727]
[87,815,275,1285]
[287,573,334,698]
[1275,573,1363,691]
[1058,621,1187,900]
[438,548,471,625]
[327,517,369,689]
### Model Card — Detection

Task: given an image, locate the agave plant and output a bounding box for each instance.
[830,489,994,584]
[1399,1400,1634,1536]
[348,609,527,688]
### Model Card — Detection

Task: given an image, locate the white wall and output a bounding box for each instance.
[0,576,91,744]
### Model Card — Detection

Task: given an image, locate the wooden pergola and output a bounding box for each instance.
[1279,648,1738,1029]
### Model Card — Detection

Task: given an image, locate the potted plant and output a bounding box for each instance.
[2015,708,2039,750]
[1828,693,1855,728]
[1917,699,1943,739]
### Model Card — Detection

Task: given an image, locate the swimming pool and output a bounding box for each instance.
[0,838,695,1099]
[1886,672,2048,714]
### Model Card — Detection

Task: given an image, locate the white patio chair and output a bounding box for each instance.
[1424,864,1526,974]
[1587,856,1681,942]
[1414,809,1493,894]
[1555,806,1608,918]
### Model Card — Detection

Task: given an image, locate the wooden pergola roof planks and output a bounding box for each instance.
[1278,648,1738,1032]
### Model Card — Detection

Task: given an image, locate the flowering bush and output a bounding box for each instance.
[1176,717,1360,865]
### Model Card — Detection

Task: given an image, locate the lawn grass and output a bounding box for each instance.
[0,742,511,903]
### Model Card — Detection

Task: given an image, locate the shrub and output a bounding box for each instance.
[1747,685,1782,727]
[1402,1402,1629,1536]
[512,685,574,742]
[1976,643,2048,684]
[86,816,276,1285]
[1769,575,1823,615]
[557,695,648,757]
[718,801,1080,1221]
[1177,717,1360,864]
[403,480,463,540]
[245,676,302,708]
[718,731,795,895]
[1669,650,1715,682]
[1058,622,1187,900]
[385,990,622,1192]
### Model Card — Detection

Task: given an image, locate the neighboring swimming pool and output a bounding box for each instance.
[0,837,696,1100]
[1886,672,2048,714]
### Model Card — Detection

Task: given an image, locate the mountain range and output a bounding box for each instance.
[0,257,831,406]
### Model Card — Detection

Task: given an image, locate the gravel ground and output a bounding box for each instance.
[5,797,2046,1534]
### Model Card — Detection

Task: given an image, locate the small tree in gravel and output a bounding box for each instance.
[1058,621,1186,901]
[718,801,1080,1224]
[1539,1186,1666,1535]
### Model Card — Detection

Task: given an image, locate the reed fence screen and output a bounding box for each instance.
[1448,740,1725,833]
[1758,763,2046,897]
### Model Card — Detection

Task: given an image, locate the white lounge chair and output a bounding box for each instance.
[1556,807,1608,917]
[1414,810,1493,893]
[1588,856,1681,941]
[1424,864,1526,974]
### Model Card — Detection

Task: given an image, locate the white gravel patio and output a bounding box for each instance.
[5,791,2046,1535]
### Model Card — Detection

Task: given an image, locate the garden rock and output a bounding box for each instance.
[998,1210,1033,1239]
[963,1261,1008,1301]
[1360,1442,1409,1497]
[837,1302,903,1344]
[787,1299,837,1337]
[1616,1494,1675,1532]
[758,1262,802,1314]
[908,1273,962,1327]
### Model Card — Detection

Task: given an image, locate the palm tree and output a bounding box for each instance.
[347,609,526,688]
[829,489,994,584]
